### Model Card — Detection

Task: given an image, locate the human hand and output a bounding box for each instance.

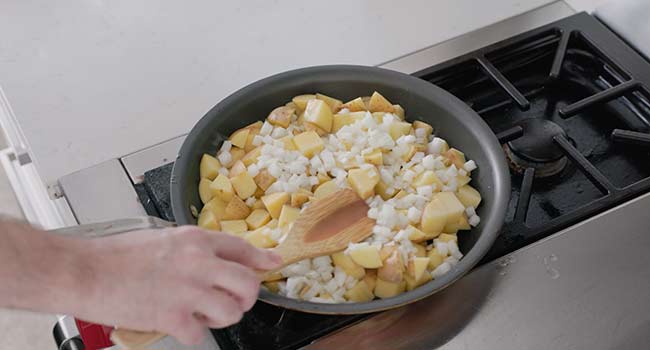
[72,226,281,345]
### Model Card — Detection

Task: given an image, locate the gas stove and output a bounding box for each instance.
[51,6,650,350]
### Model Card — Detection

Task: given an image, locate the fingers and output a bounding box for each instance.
[194,287,244,329]
[204,259,260,311]
[207,232,282,270]
[167,312,206,345]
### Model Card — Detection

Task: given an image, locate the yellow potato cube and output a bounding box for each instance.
[413,171,444,190]
[252,199,266,210]
[456,185,482,208]
[290,192,310,207]
[377,251,403,283]
[407,225,437,242]
[331,112,367,132]
[444,148,467,169]
[412,120,433,138]
[264,281,281,293]
[407,257,430,281]
[363,269,377,291]
[261,192,290,219]
[435,192,466,223]
[280,136,297,151]
[304,99,333,132]
[223,196,251,220]
[263,271,284,282]
[313,180,339,199]
[374,279,406,299]
[278,205,300,228]
[438,233,458,243]
[303,121,328,136]
[197,210,220,231]
[349,245,383,269]
[229,128,250,149]
[388,121,413,141]
[405,271,432,291]
[401,145,417,162]
[364,149,383,165]
[228,160,247,178]
[316,93,343,113]
[347,168,379,200]
[202,197,227,220]
[265,218,279,229]
[220,220,248,234]
[242,147,262,166]
[342,97,367,112]
[317,172,331,185]
[392,104,405,119]
[371,112,385,124]
[244,229,276,248]
[244,128,260,152]
[443,215,470,233]
[210,174,234,202]
[457,214,471,230]
[394,190,408,199]
[368,91,395,113]
[245,209,271,230]
[344,280,374,303]
[199,154,221,180]
[254,169,276,191]
[414,244,427,257]
[331,252,366,279]
[267,106,295,128]
[421,197,447,235]
[427,248,444,269]
[230,172,257,199]
[292,94,317,111]
[199,178,214,204]
[293,131,324,158]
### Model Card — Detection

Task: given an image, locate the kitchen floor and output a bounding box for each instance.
[0,131,56,350]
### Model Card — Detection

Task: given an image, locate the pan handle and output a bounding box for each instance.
[49,216,174,238]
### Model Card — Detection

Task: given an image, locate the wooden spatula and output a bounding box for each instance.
[111,189,374,349]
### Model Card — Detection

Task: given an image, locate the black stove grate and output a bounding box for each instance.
[133,12,650,350]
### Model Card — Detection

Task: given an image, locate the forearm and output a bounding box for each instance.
[0,219,90,314]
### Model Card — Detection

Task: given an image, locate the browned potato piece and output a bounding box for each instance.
[223,196,251,220]
[368,91,395,113]
[342,97,367,112]
[267,106,295,128]
[291,192,310,207]
[377,251,404,283]
[254,169,276,191]
[229,147,246,164]
[413,120,433,137]
[363,269,378,291]
[443,148,466,169]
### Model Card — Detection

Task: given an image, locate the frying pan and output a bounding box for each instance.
[171,65,510,314]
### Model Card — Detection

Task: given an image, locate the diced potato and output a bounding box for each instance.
[252,199,266,210]
[229,160,247,178]
[401,145,417,162]
[229,128,250,149]
[254,187,266,198]
[263,271,284,282]
[377,251,403,283]
[407,257,430,281]
[303,121,328,136]
[316,93,343,113]
[374,279,406,299]
[371,112,385,124]
[363,269,377,291]
[375,181,394,200]
[304,99,333,131]
[405,271,432,291]
[331,252,366,279]
[408,225,437,242]
[293,131,324,157]
[230,172,257,199]
[229,147,246,165]
[394,190,408,199]
[254,169,276,191]
[199,154,221,180]
[290,192,310,207]
[422,192,466,235]
[264,281,281,293]
[267,106,295,128]
[438,233,458,243]
[245,209,271,230]
[199,178,214,204]
[368,92,395,113]
[244,127,260,152]
[244,229,276,248]
[197,210,220,231]
[347,168,379,200]
[280,136,297,151]
[292,94,317,111]
[261,192,290,219]
[414,244,427,257]
[220,220,248,234]
[364,149,383,165]
[202,197,227,220]
[413,120,433,138]
[244,121,263,130]
[379,245,397,261]
[224,196,251,220]
[361,96,371,109]
[413,171,444,190]
[278,205,300,228]
[332,112,366,133]
[456,185,482,208]
[428,248,444,269]
[457,214,471,230]
[242,147,262,166]
[457,174,471,187]
[317,172,331,184]
[210,174,234,202]
[444,148,466,169]
[265,218,279,229]
[344,280,374,302]
[343,97,367,112]
[349,245,383,269]
[388,121,412,140]
[392,104,405,119]
[443,215,470,234]
[313,180,339,199]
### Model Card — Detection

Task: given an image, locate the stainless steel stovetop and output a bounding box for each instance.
[50,3,650,350]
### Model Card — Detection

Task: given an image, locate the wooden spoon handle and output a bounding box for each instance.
[111,328,166,349]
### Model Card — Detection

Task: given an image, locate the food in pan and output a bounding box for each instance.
[196,92,482,303]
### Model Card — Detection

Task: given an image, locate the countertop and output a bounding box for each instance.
[0,0,561,185]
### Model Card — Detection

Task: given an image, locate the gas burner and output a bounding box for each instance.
[504,119,568,178]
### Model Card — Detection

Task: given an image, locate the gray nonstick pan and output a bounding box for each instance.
[170,65,510,314]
